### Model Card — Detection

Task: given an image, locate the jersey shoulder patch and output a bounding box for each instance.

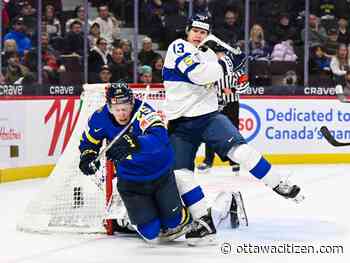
[139,110,165,132]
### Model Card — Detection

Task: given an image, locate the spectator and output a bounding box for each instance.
[41,33,60,71]
[97,64,112,83]
[271,39,298,61]
[43,4,61,38]
[22,48,38,76]
[145,0,166,44]
[108,46,132,83]
[301,14,328,47]
[324,27,339,57]
[163,1,188,47]
[27,0,63,13]
[341,70,350,95]
[3,16,32,57]
[64,20,84,56]
[337,18,350,46]
[88,22,101,48]
[208,0,237,26]
[213,7,243,46]
[2,39,18,70]
[138,65,153,83]
[330,43,350,82]
[164,0,188,17]
[3,51,29,84]
[257,0,294,27]
[336,0,350,19]
[88,37,112,83]
[138,37,161,66]
[0,72,5,85]
[315,0,336,19]
[92,4,121,47]
[2,1,10,34]
[193,0,209,17]
[269,13,298,46]
[66,5,91,33]
[151,55,164,83]
[310,45,331,73]
[120,39,132,62]
[18,1,36,38]
[249,24,271,61]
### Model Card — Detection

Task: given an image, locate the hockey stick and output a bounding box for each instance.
[89,85,150,212]
[335,85,350,103]
[200,34,242,55]
[320,126,350,146]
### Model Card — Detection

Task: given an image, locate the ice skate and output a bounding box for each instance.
[231,164,240,176]
[197,163,212,173]
[273,179,305,203]
[159,207,192,242]
[186,209,217,246]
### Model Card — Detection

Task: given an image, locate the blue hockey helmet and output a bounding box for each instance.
[186,14,212,33]
[105,80,134,105]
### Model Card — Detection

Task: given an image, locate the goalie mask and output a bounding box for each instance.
[105,81,134,106]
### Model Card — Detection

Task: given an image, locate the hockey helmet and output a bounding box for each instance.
[105,80,134,105]
[186,14,212,33]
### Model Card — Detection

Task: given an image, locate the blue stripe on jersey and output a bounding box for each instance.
[184,62,199,75]
[249,157,272,179]
[174,52,191,69]
[163,67,195,84]
[181,186,205,207]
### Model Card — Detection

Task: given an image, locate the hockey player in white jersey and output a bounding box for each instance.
[163,14,304,245]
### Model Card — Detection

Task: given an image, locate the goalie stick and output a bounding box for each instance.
[320,126,350,146]
[335,85,350,103]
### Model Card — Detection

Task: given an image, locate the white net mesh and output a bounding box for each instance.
[17,83,165,234]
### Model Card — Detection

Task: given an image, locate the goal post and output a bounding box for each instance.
[17,83,165,234]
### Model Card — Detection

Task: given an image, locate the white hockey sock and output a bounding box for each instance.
[227,144,282,188]
[174,169,209,219]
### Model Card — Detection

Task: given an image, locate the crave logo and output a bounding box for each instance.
[45,99,80,156]
[238,103,261,143]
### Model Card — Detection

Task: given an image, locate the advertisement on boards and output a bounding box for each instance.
[238,98,350,154]
[0,101,25,165]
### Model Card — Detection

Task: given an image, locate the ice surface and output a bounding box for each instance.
[1,164,349,263]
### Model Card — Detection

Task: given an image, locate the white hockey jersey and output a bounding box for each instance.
[162,39,224,120]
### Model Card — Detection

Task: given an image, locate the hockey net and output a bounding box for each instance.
[17,83,165,234]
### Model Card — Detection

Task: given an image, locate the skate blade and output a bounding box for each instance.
[159,224,192,242]
[232,191,248,227]
[186,234,217,247]
[292,193,305,204]
[197,168,211,174]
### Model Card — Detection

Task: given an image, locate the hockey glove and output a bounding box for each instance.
[106,133,140,162]
[79,149,100,175]
[218,50,247,75]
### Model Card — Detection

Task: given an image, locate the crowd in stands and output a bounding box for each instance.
[1,0,350,89]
